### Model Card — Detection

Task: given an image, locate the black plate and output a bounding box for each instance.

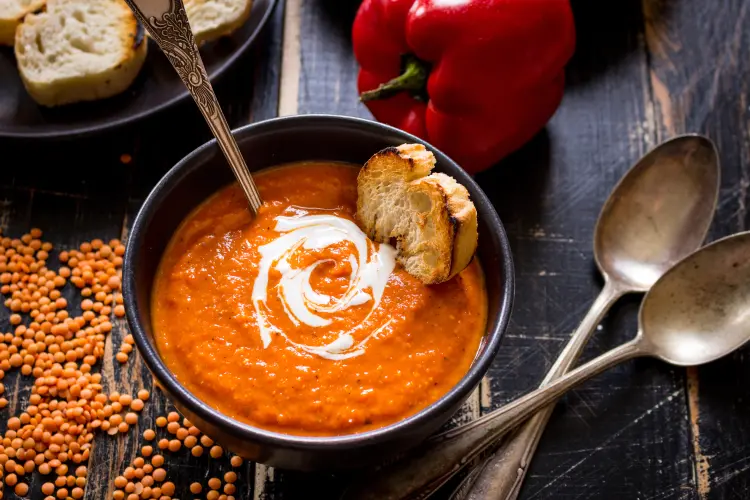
[0,0,277,139]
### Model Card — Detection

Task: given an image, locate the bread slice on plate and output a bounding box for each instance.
[14,0,147,107]
[0,0,46,46]
[185,0,253,45]
[357,143,479,285]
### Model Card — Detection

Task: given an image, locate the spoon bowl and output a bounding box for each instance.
[594,134,720,291]
[641,231,750,366]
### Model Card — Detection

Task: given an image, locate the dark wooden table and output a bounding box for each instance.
[1,0,749,498]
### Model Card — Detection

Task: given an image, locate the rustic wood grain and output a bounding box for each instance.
[0,0,749,498]
[644,1,750,499]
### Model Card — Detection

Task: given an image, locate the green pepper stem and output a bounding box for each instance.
[360,55,430,102]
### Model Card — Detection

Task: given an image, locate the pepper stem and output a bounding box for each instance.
[360,55,430,102]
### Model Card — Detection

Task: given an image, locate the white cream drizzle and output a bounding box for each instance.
[251,212,396,360]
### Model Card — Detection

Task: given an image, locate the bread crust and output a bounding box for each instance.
[357,143,479,284]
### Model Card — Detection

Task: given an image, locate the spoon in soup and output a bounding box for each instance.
[342,229,750,500]
[453,134,720,500]
[123,0,263,214]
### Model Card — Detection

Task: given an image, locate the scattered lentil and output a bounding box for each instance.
[0,231,246,500]
[0,232,129,497]
[152,468,166,482]
[161,482,175,496]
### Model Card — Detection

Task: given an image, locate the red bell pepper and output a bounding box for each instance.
[352,0,576,173]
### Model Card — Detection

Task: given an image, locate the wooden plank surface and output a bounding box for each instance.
[644,1,750,499]
[0,0,749,498]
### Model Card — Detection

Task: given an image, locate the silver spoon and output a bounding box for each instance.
[342,229,750,500]
[454,134,720,500]
[124,0,263,214]
[341,134,720,500]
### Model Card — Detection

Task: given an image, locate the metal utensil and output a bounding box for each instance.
[454,134,720,500]
[342,229,750,500]
[123,0,263,214]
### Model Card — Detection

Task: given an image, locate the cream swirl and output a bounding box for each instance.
[251,212,397,360]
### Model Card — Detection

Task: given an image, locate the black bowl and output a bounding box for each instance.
[123,114,514,471]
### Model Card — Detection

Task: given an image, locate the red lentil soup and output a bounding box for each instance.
[151,162,487,436]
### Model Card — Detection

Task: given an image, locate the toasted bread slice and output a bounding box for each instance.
[0,0,45,46]
[357,143,479,284]
[14,0,147,107]
[184,0,253,45]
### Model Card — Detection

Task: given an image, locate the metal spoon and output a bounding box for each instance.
[453,134,720,500]
[340,134,720,500]
[342,229,750,500]
[124,0,263,214]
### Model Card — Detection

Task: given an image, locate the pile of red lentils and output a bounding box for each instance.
[110,412,243,500]
[0,229,243,500]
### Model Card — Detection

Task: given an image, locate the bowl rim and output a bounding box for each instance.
[123,114,515,449]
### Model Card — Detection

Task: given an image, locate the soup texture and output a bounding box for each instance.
[151,162,487,436]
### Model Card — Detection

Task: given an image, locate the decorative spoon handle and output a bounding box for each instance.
[454,279,626,500]
[123,0,263,214]
[341,337,644,500]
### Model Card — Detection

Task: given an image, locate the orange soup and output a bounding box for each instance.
[151,162,487,436]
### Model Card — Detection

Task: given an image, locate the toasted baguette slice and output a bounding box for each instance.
[357,143,479,285]
[184,0,253,45]
[14,0,147,107]
[0,0,45,46]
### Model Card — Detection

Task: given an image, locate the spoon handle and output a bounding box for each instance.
[454,279,626,500]
[341,337,645,500]
[123,0,263,214]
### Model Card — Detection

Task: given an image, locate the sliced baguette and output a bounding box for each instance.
[14,0,147,107]
[184,0,253,45]
[0,0,45,46]
[357,143,479,285]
